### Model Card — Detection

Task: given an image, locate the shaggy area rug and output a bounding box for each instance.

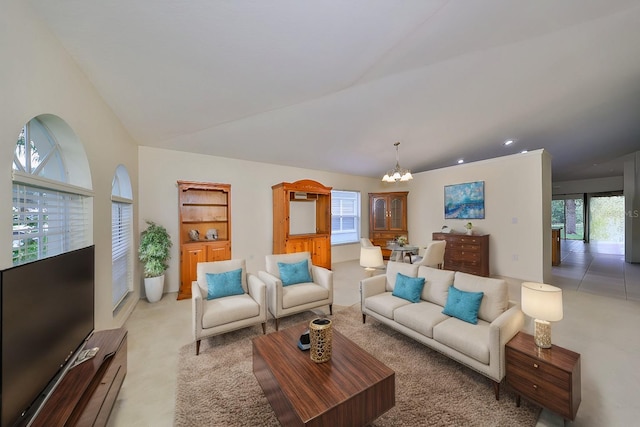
[175,306,540,426]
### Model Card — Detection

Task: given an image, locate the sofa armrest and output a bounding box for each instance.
[490,303,525,346]
[360,274,387,306]
[488,302,525,379]
[192,281,204,339]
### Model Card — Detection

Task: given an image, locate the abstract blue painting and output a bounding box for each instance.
[444,181,485,219]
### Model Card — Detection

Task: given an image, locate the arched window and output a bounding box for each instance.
[12,115,92,265]
[112,165,133,310]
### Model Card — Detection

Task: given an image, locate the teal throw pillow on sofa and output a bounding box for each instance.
[442,286,484,324]
[205,268,244,300]
[392,272,425,303]
[277,259,312,286]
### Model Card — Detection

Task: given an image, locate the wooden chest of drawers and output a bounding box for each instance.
[432,232,489,276]
[505,332,581,421]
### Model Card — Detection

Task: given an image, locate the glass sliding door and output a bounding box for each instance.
[589,194,624,243]
[552,197,584,240]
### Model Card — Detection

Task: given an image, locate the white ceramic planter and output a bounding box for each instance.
[144,275,165,303]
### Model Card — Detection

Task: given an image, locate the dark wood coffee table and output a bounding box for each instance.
[252,322,395,426]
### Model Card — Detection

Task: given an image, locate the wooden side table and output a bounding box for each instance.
[505,332,581,421]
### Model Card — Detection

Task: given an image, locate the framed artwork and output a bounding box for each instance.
[444,181,485,219]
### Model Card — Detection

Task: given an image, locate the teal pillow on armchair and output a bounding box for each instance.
[205,268,244,300]
[277,259,312,286]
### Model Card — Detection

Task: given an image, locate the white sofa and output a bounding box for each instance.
[360,261,524,399]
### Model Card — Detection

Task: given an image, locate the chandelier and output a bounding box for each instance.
[382,142,413,182]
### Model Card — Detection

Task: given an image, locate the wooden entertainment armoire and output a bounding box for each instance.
[271,179,332,269]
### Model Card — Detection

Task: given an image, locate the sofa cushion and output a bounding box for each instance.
[364,292,411,319]
[385,261,419,292]
[433,317,491,364]
[392,273,425,303]
[205,269,244,300]
[417,266,455,306]
[453,272,508,322]
[202,294,260,328]
[282,282,329,309]
[442,286,484,324]
[394,301,450,338]
[278,259,313,286]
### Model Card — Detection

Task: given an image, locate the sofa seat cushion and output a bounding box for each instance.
[364,292,411,319]
[394,301,449,338]
[433,317,491,364]
[282,283,329,309]
[202,294,260,328]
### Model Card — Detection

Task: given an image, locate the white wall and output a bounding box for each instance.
[140,147,551,296]
[0,1,140,329]
[408,150,551,283]
[553,176,623,195]
[138,146,379,294]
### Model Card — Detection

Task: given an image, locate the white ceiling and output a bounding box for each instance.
[29,0,640,182]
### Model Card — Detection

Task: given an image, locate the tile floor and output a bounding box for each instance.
[107,242,640,426]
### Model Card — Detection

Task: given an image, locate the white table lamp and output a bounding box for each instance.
[360,247,384,277]
[521,282,563,348]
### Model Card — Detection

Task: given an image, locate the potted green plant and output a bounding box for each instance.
[465,222,473,235]
[138,220,172,303]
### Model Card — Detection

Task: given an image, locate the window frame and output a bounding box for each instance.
[331,190,361,246]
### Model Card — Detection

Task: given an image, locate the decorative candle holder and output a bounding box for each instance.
[309,318,332,363]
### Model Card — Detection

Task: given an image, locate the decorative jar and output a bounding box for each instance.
[309,318,332,363]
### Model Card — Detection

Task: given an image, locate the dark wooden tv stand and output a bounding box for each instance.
[29,328,127,427]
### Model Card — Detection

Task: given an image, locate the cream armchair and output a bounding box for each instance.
[258,252,333,331]
[406,240,446,268]
[192,259,267,355]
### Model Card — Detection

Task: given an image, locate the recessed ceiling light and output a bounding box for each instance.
[504,140,514,146]
[457,159,464,164]
[521,150,528,154]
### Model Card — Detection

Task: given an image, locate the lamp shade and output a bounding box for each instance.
[360,246,384,269]
[521,282,563,321]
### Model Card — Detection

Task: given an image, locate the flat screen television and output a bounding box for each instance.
[1,245,95,427]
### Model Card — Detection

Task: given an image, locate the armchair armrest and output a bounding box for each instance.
[360,274,387,305]
[247,273,267,307]
[258,270,282,315]
[311,265,333,291]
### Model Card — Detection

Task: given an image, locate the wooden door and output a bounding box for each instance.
[285,237,310,254]
[206,242,231,262]
[180,245,206,299]
[310,235,330,269]
[370,196,389,231]
[389,194,407,231]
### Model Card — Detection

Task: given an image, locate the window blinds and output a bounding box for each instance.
[12,183,90,265]
[331,190,360,245]
[112,201,133,309]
